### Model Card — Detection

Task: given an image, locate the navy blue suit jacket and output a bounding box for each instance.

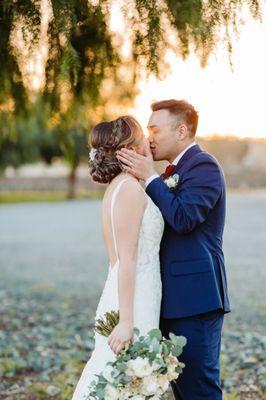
[146,144,230,319]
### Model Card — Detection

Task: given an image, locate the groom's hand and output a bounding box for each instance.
[116,140,156,181]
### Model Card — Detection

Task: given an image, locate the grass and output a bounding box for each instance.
[28,369,79,400]
[0,191,265,399]
[1,187,266,204]
[0,190,105,203]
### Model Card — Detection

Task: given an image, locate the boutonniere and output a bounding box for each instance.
[164,173,179,189]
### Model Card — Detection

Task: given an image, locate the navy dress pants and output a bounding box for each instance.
[160,310,224,400]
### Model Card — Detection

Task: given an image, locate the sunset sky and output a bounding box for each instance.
[16,1,266,140]
[126,5,266,139]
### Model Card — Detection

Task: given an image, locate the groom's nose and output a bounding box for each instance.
[148,134,153,143]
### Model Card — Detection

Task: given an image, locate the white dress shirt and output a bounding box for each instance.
[145,141,197,187]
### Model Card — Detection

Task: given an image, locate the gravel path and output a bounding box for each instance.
[0,190,265,399]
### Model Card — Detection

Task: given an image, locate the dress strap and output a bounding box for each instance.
[110,178,132,260]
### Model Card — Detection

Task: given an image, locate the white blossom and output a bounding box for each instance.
[89,148,97,161]
[142,375,160,396]
[151,361,161,371]
[157,374,170,392]
[102,365,115,383]
[104,383,119,400]
[128,357,153,378]
[164,173,179,189]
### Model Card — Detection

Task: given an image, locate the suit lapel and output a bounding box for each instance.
[172,144,202,175]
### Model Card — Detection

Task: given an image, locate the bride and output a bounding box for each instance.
[72,115,164,399]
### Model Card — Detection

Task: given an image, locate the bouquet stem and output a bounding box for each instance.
[94,310,120,337]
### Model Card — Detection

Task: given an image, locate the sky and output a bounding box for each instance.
[124,5,266,139]
[14,1,266,140]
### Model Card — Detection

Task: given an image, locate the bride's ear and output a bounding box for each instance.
[127,145,136,152]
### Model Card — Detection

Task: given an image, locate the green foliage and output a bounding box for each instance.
[0,0,261,114]
[88,327,186,400]
[224,390,241,399]
[0,0,262,192]
[0,98,61,171]
[0,0,40,111]
[149,328,163,341]
[46,0,119,108]
[123,0,261,75]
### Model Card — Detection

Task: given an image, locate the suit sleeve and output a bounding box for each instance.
[146,158,223,234]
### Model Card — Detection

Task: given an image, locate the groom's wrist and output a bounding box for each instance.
[145,174,159,187]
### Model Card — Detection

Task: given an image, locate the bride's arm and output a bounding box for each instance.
[107,180,147,355]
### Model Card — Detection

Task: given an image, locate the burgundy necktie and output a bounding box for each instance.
[162,164,176,180]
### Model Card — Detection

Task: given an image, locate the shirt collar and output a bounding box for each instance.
[172,141,197,166]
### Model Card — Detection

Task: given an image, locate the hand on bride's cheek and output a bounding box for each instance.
[116,148,156,181]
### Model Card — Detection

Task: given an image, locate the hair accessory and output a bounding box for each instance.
[89,148,97,161]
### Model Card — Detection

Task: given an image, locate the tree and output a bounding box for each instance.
[0,0,262,196]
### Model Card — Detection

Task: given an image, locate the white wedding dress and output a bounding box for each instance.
[72,177,164,400]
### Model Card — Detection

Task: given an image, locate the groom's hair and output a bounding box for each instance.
[151,99,199,137]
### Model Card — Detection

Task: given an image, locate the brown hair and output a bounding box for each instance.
[88,115,143,184]
[151,99,199,137]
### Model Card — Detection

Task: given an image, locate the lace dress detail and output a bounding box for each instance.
[72,178,164,399]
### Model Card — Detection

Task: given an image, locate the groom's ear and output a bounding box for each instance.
[176,123,188,141]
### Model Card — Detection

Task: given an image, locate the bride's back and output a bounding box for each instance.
[87,115,164,271]
[101,173,147,270]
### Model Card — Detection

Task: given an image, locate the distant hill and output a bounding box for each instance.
[197,137,266,188]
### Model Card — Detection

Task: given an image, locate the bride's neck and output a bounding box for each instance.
[110,172,139,185]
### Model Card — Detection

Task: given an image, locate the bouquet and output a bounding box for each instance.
[87,311,186,399]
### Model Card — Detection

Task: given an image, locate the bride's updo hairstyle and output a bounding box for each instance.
[89,115,144,184]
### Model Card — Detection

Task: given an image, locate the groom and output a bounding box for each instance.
[116,99,230,400]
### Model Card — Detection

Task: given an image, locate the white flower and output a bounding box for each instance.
[128,357,153,378]
[157,375,170,392]
[89,148,97,161]
[164,173,179,189]
[166,363,179,381]
[167,370,179,381]
[131,396,145,400]
[142,375,159,396]
[104,383,119,400]
[102,365,115,383]
[152,358,162,371]
[125,366,135,376]
[120,388,132,399]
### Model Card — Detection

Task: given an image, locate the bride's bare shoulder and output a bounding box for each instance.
[116,176,147,209]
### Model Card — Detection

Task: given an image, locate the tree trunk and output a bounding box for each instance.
[67,166,77,199]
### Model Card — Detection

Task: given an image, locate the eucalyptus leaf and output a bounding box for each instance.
[172,347,182,357]
[176,336,187,348]
[133,327,140,336]
[169,332,178,344]
[116,362,127,372]
[96,387,104,399]
[148,329,162,341]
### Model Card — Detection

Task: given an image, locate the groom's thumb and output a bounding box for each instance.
[143,139,152,158]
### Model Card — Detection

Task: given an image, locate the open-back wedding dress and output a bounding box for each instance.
[72,177,164,399]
